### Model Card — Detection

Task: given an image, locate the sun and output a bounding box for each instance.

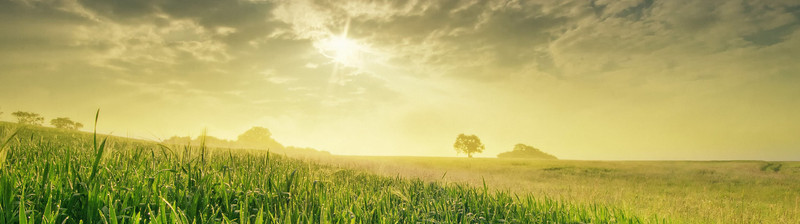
[316,35,365,67]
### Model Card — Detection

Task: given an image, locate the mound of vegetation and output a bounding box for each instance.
[0,122,651,223]
[497,144,558,160]
[163,126,330,157]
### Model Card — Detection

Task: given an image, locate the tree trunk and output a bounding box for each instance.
[468,154,473,158]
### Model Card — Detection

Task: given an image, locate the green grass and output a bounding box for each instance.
[329,156,800,223]
[0,121,656,223]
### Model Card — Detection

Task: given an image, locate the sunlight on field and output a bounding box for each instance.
[2,0,800,223]
[1,123,659,223]
[322,156,800,223]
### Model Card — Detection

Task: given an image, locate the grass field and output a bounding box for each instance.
[0,121,656,223]
[325,156,800,223]
[2,121,797,223]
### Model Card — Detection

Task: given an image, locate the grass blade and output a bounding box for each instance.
[89,137,107,182]
[0,127,20,170]
[19,185,27,224]
[89,109,107,183]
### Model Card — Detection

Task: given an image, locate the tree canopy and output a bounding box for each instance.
[237,126,284,150]
[50,117,83,130]
[497,144,558,160]
[453,134,484,158]
[12,111,44,126]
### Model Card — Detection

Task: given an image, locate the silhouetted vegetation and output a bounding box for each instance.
[497,143,558,160]
[163,135,236,148]
[163,126,330,157]
[236,126,284,149]
[453,134,484,158]
[50,117,84,130]
[11,111,44,125]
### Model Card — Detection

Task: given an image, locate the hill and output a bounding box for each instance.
[497,144,558,159]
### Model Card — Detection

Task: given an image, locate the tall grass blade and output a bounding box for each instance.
[19,186,27,224]
[89,137,107,183]
[200,129,207,167]
[89,109,108,183]
[0,127,19,170]
[93,109,99,152]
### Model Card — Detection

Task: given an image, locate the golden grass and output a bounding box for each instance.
[323,156,800,223]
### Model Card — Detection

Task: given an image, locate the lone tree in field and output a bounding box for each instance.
[497,144,558,160]
[12,111,44,126]
[453,134,484,158]
[50,117,83,130]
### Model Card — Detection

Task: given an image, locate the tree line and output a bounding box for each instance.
[1,109,552,159]
[1,110,83,130]
[163,126,331,157]
[453,133,558,160]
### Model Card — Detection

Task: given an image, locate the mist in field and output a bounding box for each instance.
[1,0,799,161]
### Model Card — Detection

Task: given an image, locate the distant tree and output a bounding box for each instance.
[497,144,558,160]
[237,126,284,149]
[50,117,83,130]
[453,134,484,158]
[12,111,44,126]
[50,118,71,129]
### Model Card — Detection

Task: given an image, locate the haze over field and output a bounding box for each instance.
[1,0,799,160]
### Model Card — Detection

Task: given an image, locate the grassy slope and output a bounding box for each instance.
[0,122,654,224]
[325,156,800,223]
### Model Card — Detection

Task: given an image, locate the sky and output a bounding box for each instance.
[1,0,799,160]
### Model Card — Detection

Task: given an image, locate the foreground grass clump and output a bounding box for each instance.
[0,122,655,223]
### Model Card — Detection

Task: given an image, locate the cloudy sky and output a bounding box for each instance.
[1,0,798,160]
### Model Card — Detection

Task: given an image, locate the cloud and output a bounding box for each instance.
[274,0,800,86]
[1,0,398,117]
[1,0,799,159]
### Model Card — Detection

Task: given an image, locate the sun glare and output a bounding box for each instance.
[316,35,365,67]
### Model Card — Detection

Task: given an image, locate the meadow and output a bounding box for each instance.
[326,156,800,223]
[3,120,798,223]
[0,121,654,224]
